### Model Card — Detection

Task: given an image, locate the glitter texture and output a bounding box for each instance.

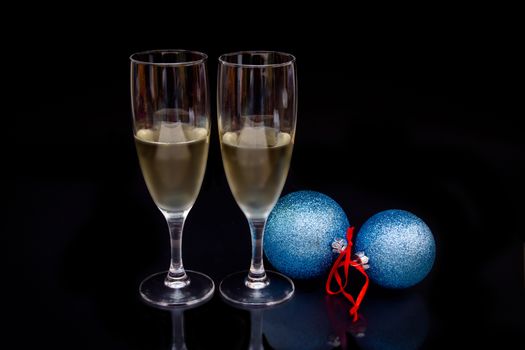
[355,209,436,289]
[264,191,349,279]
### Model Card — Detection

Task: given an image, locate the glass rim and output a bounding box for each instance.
[218,50,296,68]
[129,49,208,66]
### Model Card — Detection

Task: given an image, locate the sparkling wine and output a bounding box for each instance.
[135,122,209,212]
[220,126,293,218]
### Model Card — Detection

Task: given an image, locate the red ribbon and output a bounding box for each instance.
[325,227,369,322]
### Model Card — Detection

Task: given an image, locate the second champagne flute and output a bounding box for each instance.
[218,51,297,306]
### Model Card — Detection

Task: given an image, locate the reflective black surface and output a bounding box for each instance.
[10,10,523,349]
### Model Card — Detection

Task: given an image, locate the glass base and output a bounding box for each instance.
[140,270,215,308]
[219,270,294,307]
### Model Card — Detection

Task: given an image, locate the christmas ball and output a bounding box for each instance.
[264,191,349,280]
[355,210,435,289]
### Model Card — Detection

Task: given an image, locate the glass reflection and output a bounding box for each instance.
[248,309,265,350]
[170,309,187,350]
[222,295,293,350]
[148,297,211,350]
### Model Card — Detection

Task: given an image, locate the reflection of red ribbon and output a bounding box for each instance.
[326,227,369,322]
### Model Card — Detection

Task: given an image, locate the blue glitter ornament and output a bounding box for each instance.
[264,191,349,280]
[355,210,435,289]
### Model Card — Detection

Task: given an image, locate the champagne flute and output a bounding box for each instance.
[218,51,297,306]
[130,50,214,307]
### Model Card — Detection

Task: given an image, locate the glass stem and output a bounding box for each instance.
[246,218,269,289]
[164,211,190,288]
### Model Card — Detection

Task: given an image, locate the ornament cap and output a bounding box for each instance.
[331,238,347,254]
[353,251,370,270]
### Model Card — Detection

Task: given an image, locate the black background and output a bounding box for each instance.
[9,6,523,349]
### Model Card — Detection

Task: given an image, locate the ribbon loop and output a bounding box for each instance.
[325,227,369,322]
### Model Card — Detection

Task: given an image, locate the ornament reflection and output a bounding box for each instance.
[326,292,430,350]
